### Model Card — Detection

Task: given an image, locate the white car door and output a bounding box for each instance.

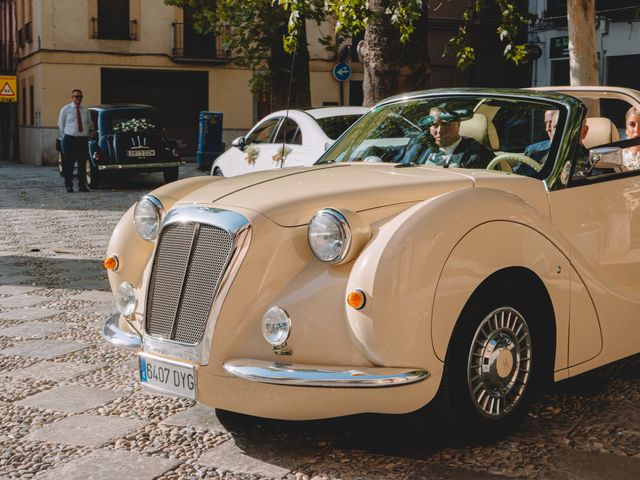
[228,117,282,176]
[270,117,319,168]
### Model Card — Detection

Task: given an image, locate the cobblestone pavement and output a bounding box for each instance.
[0,161,639,480]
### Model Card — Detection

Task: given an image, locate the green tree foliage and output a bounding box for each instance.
[281,0,529,69]
[164,0,318,109]
[444,1,530,69]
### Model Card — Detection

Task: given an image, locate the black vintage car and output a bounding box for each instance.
[56,104,181,188]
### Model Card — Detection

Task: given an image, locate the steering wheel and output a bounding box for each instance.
[486,153,543,173]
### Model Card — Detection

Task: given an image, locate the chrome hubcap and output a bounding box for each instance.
[467,307,532,418]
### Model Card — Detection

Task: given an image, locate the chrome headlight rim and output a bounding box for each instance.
[307,208,352,264]
[261,306,292,347]
[133,194,164,240]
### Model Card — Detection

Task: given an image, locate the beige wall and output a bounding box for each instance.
[16,0,344,164]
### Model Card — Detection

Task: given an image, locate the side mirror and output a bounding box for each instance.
[232,136,246,149]
[589,146,623,171]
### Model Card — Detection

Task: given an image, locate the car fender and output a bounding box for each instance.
[345,187,573,373]
[432,221,574,374]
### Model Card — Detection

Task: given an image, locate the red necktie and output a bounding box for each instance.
[76,106,83,134]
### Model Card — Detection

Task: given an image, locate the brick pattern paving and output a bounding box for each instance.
[0,161,638,479]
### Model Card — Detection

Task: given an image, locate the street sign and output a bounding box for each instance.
[332,63,351,82]
[0,76,17,103]
[550,36,569,59]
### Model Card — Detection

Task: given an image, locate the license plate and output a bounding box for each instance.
[138,353,196,399]
[127,149,155,157]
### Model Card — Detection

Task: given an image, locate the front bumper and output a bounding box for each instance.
[224,359,429,387]
[102,314,142,350]
[102,315,429,388]
[97,161,181,171]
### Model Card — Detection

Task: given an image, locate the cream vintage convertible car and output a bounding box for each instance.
[102,87,640,439]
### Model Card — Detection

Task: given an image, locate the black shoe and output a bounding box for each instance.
[66,186,74,193]
[79,185,91,192]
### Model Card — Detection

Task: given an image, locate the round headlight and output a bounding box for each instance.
[134,195,163,240]
[308,209,351,263]
[261,306,291,347]
[115,282,137,317]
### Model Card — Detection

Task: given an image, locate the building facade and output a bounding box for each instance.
[15,0,346,165]
[529,0,640,88]
[14,0,532,166]
[0,0,17,161]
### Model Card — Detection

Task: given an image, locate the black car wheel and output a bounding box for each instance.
[163,166,179,183]
[212,167,223,177]
[86,159,100,189]
[437,279,544,441]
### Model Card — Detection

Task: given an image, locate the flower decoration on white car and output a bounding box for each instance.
[244,145,259,165]
[272,146,292,166]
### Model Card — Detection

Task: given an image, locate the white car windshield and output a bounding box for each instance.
[317,95,564,178]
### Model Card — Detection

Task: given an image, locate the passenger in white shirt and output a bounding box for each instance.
[58,89,94,192]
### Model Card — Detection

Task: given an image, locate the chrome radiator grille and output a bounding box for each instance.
[145,222,234,344]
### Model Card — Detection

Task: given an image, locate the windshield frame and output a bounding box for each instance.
[316,89,584,191]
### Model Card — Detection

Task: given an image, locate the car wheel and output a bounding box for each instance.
[58,151,64,176]
[163,166,179,183]
[86,159,100,189]
[439,284,540,440]
[212,167,223,177]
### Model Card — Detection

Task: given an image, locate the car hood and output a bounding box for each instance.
[174,164,483,226]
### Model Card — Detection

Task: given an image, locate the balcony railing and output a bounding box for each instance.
[91,17,137,40]
[172,22,231,63]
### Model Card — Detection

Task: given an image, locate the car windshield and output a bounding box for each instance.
[315,114,364,140]
[317,95,565,178]
[100,109,163,134]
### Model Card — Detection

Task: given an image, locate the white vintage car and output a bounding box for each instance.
[103,87,640,440]
[211,107,368,177]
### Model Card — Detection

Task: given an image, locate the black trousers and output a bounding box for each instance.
[61,135,88,187]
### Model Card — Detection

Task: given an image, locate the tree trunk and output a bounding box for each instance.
[567,0,598,86]
[267,16,311,111]
[360,0,429,106]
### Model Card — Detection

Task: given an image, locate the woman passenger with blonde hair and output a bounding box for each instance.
[623,106,640,170]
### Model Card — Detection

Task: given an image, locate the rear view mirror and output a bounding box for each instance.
[232,136,246,149]
[589,147,623,171]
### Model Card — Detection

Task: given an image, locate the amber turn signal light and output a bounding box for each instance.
[347,289,366,310]
[104,255,119,271]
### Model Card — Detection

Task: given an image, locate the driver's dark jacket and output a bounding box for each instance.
[403,133,495,168]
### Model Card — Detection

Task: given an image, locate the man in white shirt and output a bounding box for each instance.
[58,89,94,192]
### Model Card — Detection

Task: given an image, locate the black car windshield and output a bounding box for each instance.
[317,95,565,178]
[99,109,163,134]
[315,114,364,140]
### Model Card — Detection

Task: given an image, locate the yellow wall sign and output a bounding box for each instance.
[0,76,17,103]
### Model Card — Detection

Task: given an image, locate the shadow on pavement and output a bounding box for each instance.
[0,255,109,290]
[214,353,639,460]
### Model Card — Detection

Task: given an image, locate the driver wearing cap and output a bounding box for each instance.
[403,107,495,168]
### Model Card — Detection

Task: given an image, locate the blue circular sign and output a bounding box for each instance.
[332,63,351,82]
